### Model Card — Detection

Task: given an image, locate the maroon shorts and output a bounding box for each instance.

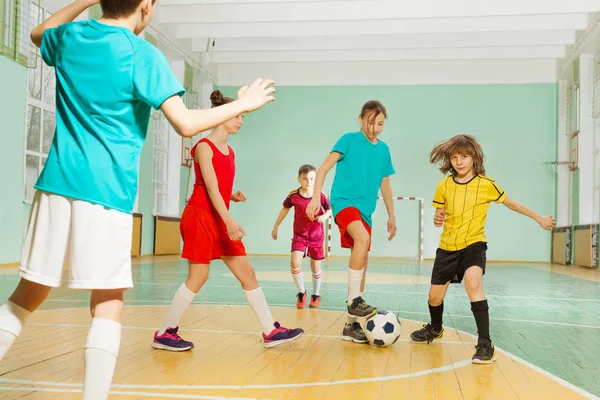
[335,207,372,250]
[291,238,325,261]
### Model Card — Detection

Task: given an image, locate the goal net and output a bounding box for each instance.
[326,196,424,260]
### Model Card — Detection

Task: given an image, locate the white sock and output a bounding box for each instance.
[243,287,276,335]
[82,318,121,400]
[0,301,31,361]
[346,315,357,325]
[158,283,197,336]
[291,268,305,294]
[312,271,322,296]
[348,268,364,303]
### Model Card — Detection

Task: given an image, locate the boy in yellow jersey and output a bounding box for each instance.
[410,134,555,363]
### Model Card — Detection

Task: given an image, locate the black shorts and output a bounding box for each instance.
[431,241,487,285]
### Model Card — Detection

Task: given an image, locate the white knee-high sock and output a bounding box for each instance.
[158,283,197,336]
[82,318,121,400]
[291,268,305,293]
[312,271,322,296]
[0,301,30,361]
[348,268,364,303]
[243,287,275,335]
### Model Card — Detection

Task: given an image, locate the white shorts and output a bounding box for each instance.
[20,191,134,289]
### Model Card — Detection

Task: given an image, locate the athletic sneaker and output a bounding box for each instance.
[152,327,194,351]
[347,296,377,318]
[341,322,368,343]
[472,340,497,364]
[263,322,304,348]
[296,291,307,309]
[410,323,444,344]
[309,294,321,308]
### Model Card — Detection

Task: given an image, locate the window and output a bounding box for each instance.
[1,0,37,67]
[23,3,54,203]
[152,111,170,216]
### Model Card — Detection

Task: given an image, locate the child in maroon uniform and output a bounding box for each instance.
[272,165,331,308]
[152,90,304,351]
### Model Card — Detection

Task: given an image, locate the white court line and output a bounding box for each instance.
[4,308,599,399]
[131,282,600,303]
[0,386,259,399]
[0,360,473,390]
[25,321,476,345]
[38,300,600,329]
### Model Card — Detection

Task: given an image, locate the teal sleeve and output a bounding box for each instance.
[132,43,186,109]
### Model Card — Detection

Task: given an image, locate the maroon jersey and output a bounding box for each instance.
[283,189,331,246]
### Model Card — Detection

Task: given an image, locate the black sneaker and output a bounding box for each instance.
[341,322,368,343]
[472,340,497,364]
[410,323,444,344]
[346,296,377,318]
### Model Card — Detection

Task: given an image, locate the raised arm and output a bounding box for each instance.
[161,79,275,138]
[31,0,98,47]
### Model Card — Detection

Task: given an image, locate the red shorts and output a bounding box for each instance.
[180,204,246,264]
[335,207,372,250]
[291,238,325,261]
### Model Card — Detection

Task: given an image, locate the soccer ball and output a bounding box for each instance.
[364,310,402,347]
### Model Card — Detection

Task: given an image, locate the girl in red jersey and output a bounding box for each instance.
[152,90,304,351]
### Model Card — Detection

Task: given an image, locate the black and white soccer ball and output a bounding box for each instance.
[365,310,402,347]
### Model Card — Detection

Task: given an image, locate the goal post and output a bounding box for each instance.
[325,196,425,260]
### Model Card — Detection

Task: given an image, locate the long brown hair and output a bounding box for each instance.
[430,134,485,176]
[359,100,387,133]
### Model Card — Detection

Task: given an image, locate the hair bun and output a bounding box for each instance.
[210,90,224,107]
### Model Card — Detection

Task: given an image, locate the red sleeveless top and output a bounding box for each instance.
[187,138,236,210]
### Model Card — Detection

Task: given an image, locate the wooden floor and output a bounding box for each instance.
[0,256,598,399]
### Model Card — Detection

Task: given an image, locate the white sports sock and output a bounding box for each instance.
[0,301,31,361]
[348,268,364,303]
[243,287,276,335]
[346,315,357,325]
[158,283,197,336]
[312,271,322,296]
[82,318,121,400]
[291,268,305,294]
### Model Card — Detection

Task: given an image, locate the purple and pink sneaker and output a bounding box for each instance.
[152,327,194,351]
[262,322,304,348]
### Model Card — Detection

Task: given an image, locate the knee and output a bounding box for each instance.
[353,231,371,249]
[290,260,302,270]
[428,293,444,307]
[465,278,482,295]
[186,273,208,293]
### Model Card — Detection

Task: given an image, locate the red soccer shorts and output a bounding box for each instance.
[335,207,372,250]
[180,204,246,264]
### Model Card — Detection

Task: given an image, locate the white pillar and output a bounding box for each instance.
[167,60,185,217]
[578,54,595,225]
[557,79,571,226]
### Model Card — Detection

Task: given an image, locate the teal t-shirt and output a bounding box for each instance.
[330,131,395,226]
[35,20,185,213]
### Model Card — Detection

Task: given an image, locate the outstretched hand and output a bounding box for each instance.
[237,78,276,113]
[537,215,556,230]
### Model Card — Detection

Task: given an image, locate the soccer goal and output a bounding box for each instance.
[325,196,424,260]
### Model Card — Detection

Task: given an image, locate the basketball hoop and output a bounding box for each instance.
[545,161,576,173]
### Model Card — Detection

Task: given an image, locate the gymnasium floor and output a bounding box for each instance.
[0,256,598,399]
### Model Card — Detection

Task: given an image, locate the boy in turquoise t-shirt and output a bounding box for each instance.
[306,100,397,343]
[0,0,276,398]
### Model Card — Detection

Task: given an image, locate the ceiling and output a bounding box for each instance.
[155,0,600,67]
